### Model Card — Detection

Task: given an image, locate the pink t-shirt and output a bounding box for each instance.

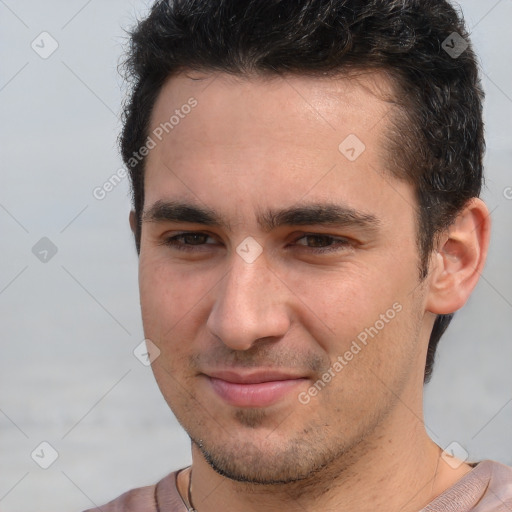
[84,460,512,511]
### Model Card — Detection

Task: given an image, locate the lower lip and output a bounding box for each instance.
[207,377,306,408]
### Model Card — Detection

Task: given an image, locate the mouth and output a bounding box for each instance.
[203,370,308,408]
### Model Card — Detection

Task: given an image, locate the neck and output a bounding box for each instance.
[184,393,472,512]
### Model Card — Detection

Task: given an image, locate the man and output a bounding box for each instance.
[87,0,512,510]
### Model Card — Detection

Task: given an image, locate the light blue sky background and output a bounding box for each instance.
[0,1,511,510]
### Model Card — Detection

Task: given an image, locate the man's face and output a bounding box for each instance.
[137,71,434,483]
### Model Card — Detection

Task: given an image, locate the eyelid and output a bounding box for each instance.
[161,231,350,243]
[160,230,354,255]
[292,232,351,244]
[160,231,218,246]
[290,233,353,254]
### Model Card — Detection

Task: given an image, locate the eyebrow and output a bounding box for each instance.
[142,200,380,234]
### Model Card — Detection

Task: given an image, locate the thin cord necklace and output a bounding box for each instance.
[180,449,443,511]
[429,446,443,497]
[179,467,197,512]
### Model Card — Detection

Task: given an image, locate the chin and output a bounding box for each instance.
[191,429,339,485]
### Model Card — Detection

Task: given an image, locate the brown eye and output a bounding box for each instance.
[293,234,351,253]
[162,232,217,252]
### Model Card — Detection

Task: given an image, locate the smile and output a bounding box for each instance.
[205,371,308,408]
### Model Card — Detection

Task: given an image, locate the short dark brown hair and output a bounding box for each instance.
[120,0,485,383]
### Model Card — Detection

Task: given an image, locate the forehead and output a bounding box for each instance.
[149,69,397,147]
[143,69,411,225]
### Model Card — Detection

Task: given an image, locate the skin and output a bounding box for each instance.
[130,70,490,511]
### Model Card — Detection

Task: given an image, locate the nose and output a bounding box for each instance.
[206,249,291,351]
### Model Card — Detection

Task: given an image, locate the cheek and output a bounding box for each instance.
[138,254,219,336]
[305,301,421,422]
[300,266,417,365]
[277,263,398,339]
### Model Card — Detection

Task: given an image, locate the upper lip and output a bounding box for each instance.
[204,370,306,384]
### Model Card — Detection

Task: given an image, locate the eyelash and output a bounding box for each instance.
[161,232,351,254]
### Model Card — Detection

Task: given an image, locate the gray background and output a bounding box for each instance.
[0,1,511,510]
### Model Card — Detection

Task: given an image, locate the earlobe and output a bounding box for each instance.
[425,198,491,315]
[129,210,137,234]
[129,210,142,255]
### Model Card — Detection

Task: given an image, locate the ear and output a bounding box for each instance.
[129,210,137,234]
[425,198,491,315]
